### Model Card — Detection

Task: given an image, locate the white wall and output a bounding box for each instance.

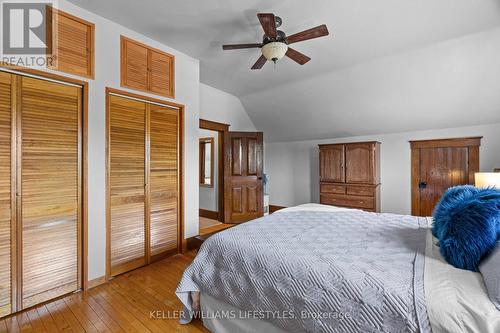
[199,129,218,212]
[265,123,500,215]
[200,83,256,131]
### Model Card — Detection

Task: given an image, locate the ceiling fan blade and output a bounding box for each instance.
[286,24,329,44]
[257,13,277,39]
[222,43,262,50]
[251,55,267,70]
[285,48,311,65]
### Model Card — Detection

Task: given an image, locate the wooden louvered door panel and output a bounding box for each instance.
[148,104,179,260]
[149,50,174,98]
[109,95,146,277]
[121,37,149,92]
[0,72,13,317]
[19,76,81,309]
[50,8,95,78]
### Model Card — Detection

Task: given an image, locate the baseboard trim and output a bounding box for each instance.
[269,205,287,214]
[199,209,219,220]
[87,276,107,290]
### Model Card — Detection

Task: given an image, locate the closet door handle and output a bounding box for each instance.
[418,181,427,189]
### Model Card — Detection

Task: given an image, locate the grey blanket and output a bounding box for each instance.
[177,209,432,333]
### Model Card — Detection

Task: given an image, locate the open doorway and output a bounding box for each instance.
[199,119,231,236]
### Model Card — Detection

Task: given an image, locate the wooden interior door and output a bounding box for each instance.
[19,76,81,308]
[224,132,264,223]
[319,145,345,182]
[148,104,179,260]
[345,143,375,184]
[0,72,13,317]
[411,137,481,216]
[108,95,146,277]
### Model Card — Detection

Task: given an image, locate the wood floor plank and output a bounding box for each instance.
[36,305,60,333]
[3,315,21,333]
[24,308,47,333]
[54,299,87,333]
[17,312,33,333]
[88,289,149,333]
[78,294,124,333]
[1,251,209,333]
[45,301,74,332]
[64,296,109,333]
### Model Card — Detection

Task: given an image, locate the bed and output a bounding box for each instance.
[177,204,500,333]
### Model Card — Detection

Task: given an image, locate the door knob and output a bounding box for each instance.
[418,182,427,189]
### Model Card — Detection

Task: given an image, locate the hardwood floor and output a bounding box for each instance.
[0,252,209,333]
[199,217,221,229]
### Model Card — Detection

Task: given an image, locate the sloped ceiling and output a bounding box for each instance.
[68,0,500,142]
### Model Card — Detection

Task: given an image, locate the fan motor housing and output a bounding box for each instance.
[263,30,287,45]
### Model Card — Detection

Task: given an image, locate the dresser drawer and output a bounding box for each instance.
[320,183,346,194]
[320,194,375,210]
[346,186,375,197]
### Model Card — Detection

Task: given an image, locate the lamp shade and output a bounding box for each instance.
[475,172,500,188]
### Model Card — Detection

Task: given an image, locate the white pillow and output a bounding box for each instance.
[480,243,500,311]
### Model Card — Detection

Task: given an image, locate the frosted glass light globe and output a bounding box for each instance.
[261,42,288,61]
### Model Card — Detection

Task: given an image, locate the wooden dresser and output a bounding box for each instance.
[319,142,381,212]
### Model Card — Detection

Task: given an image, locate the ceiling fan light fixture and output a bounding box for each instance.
[261,42,288,62]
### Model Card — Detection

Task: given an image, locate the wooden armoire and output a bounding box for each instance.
[319,142,381,212]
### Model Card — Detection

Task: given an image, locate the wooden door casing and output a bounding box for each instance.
[410,137,481,217]
[149,104,179,260]
[108,95,147,277]
[224,132,264,223]
[319,144,345,183]
[19,76,81,308]
[0,72,13,317]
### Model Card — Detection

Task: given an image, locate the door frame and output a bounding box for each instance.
[199,119,229,223]
[410,136,482,216]
[0,62,89,311]
[105,87,185,280]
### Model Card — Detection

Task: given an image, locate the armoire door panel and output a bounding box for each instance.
[319,145,345,182]
[109,95,146,275]
[345,143,374,184]
[0,72,12,317]
[149,104,178,257]
[19,76,80,308]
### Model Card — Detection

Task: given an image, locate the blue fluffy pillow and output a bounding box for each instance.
[432,185,480,239]
[432,186,500,272]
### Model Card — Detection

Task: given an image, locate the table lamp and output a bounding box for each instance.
[475,172,500,188]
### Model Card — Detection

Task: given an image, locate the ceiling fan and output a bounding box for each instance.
[222,13,329,70]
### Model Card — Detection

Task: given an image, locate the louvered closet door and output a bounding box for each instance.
[149,104,179,259]
[109,95,146,277]
[19,76,81,308]
[0,72,13,317]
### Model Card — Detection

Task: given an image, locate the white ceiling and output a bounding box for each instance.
[68,0,500,142]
